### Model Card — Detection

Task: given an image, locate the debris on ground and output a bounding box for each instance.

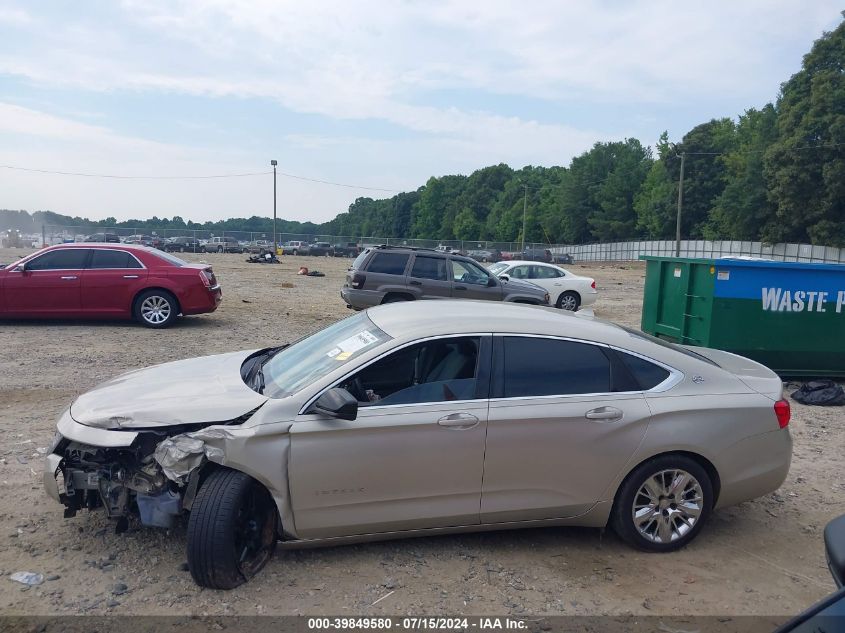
[10,571,44,586]
[297,266,325,277]
[790,380,845,406]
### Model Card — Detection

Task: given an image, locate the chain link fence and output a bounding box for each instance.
[5,225,845,264]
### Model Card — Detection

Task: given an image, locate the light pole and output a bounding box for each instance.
[270,160,277,253]
[521,184,528,252]
[675,151,686,257]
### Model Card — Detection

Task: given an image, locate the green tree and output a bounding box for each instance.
[764,16,845,245]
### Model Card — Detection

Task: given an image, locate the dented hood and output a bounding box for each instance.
[70,350,268,429]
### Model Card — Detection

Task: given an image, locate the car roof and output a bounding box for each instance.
[367,300,632,347]
[500,260,558,266]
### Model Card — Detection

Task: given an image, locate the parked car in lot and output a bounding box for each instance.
[282,240,308,255]
[208,236,243,254]
[435,244,466,256]
[246,240,272,254]
[308,242,333,257]
[488,260,597,311]
[164,236,205,253]
[467,249,502,263]
[553,253,574,264]
[341,246,549,309]
[521,247,553,262]
[84,233,121,243]
[331,242,361,257]
[43,300,792,589]
[0,244,221,327]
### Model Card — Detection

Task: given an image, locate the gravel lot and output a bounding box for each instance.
[0,247,842,618]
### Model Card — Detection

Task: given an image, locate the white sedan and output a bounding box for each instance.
[488,260,597,311]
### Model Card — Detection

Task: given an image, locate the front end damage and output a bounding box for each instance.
[44,409,266,533]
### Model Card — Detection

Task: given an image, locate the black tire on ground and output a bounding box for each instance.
[292,250,298,256]
[217,246,223,253]
[187,468,278,590]
[381,294,412,304]
[610,454,713,553]
[179,246,185,253]
[556,290,581,311]
[133,289,178,329]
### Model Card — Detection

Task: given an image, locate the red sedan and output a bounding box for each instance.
[0,244,222,328]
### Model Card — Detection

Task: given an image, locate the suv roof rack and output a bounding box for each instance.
[368,244,441,253]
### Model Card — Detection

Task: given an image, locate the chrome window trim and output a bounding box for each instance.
[88,248,147,270]
[298,332,492,415]
[11,248,93,272]
[493,333,683,398]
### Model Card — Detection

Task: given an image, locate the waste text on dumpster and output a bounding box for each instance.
[761,288,845,313]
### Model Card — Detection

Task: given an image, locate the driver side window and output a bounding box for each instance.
[451,260,490,286]
[339,337,483,406]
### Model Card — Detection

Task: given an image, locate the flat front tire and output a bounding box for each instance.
[187,468,278,589]
[133,289,178,328]
[611,454,713,552]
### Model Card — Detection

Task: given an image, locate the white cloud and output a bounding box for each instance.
[0,1,841,222]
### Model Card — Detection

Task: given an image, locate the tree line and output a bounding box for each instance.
[3,17,844,246]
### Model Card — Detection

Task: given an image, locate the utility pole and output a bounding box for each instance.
[675,152,685,257]
[521,184,528,252]
[270,160,278,253]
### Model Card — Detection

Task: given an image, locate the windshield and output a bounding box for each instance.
[261,312,392,398]
[620,326,718,366]
[488,262,508,275]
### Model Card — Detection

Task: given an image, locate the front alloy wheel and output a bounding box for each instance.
[187,468,277,589]
[611,454,713,552]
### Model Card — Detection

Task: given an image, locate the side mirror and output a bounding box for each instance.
[498,274,510,282]
[310,388,358,421]
[487,277,497,287]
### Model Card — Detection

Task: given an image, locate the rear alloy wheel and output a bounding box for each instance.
[556,291,580,311]
[134,290,178,328]
[187,468,277,589]
[611,455,713,552]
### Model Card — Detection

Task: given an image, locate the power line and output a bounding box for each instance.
[0,165,273,180]
[0,163,402,192]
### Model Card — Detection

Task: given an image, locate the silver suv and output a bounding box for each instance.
[341,246,549,309]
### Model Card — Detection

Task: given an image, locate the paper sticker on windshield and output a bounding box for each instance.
[327,330,379,361]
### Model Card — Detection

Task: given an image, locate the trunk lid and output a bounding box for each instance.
[684,345,784,400]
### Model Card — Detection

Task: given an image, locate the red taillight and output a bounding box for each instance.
[774,399,790,428]
[200,268,215,287]
[351,273,366,289]
[591,280,596,289]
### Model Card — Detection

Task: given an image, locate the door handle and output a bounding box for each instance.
[409,280,422,286]
[60,275,78,280]
[585,407,623,421]
[123,275,139,279]
[437,412,479,429]
[454,285,467,291]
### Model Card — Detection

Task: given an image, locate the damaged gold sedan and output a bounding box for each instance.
[44,302,792,589]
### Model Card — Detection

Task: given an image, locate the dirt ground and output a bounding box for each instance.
[0,247,842,618]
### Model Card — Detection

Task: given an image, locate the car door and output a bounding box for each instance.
[481,335,652,523]
[408,254,451,299]
[289,335,492,539]
[450,258,501,300]
[525,264,563,295]
[81,249,148,316]
[3,248,90,316]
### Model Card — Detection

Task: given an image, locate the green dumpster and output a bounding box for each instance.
[640,256,845,377]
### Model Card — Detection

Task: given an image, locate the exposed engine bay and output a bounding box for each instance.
[50,431,193,532]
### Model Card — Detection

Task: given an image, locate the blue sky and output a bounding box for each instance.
[0,1,841,224]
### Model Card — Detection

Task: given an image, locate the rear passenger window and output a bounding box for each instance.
[618,352,670,390]
[90,250,141,269]
[410,256,447,281]
[503,337,611,397]
[367,252,409,275]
